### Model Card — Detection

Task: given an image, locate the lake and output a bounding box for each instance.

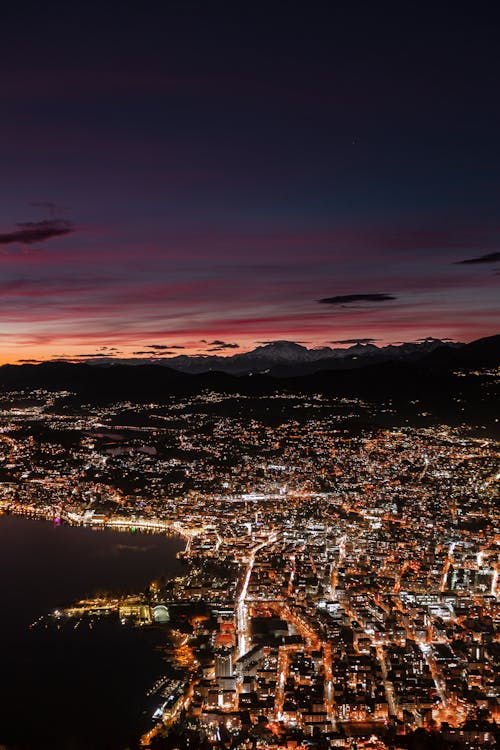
[0,514,185,750]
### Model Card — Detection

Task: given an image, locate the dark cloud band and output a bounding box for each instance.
[318,293,397,305]
[455,251,500,265]
[147,344,185,350]
[205,340,240,350]
[329,337,378,344]
[0,220,74,245]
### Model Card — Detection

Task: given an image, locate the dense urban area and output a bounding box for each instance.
[0,380,498,750]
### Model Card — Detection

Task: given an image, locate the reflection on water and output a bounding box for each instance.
[0,514,185,750]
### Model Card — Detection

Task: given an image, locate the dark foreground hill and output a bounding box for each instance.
[0,334,498,431]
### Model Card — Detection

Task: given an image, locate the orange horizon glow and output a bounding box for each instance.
[0,322,496,366]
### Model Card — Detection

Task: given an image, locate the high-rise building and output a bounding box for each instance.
[215,647,233,678]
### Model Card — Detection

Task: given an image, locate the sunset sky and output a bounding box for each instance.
[1,2,499,363]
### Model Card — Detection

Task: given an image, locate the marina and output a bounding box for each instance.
[0,514,185,750]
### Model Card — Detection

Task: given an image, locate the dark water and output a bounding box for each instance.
[0,515,185,750]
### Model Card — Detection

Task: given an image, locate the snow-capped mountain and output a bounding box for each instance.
[82,338,462,375]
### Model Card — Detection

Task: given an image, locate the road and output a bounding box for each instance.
[236,530,279,658]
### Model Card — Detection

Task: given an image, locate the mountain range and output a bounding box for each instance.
[0,334,497,409]
[82,337,464,376]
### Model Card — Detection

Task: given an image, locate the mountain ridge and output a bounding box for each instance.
[62,336,467,375]
[0,334,497,411]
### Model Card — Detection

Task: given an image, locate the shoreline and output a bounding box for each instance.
[0,502,198,549]
[0,511,188,750]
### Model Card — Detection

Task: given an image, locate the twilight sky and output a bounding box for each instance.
[1,1,499,363]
